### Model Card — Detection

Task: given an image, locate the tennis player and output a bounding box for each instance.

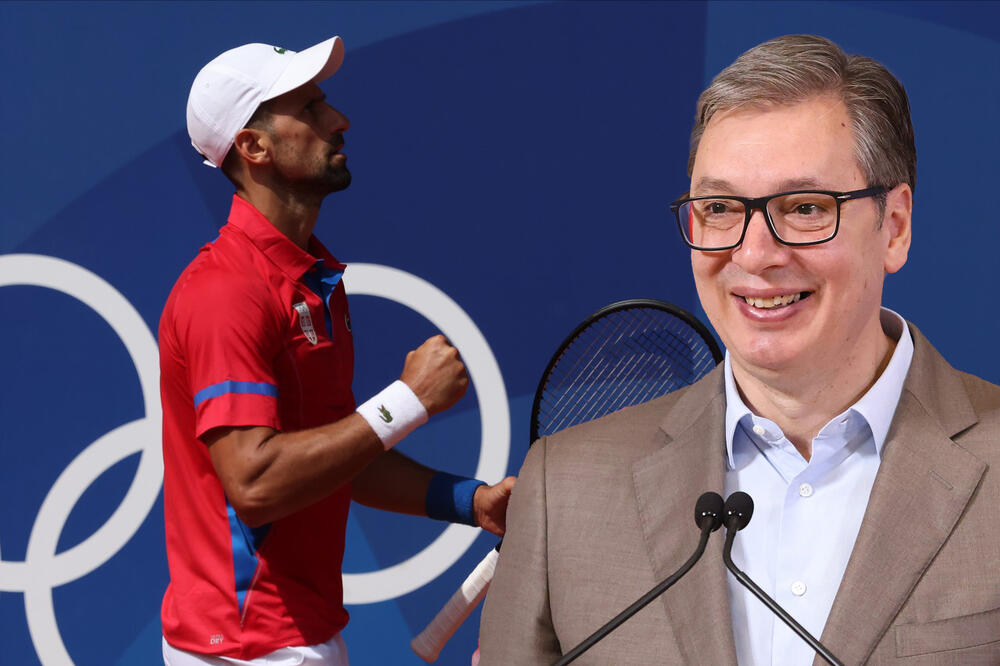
[159,36,515,666]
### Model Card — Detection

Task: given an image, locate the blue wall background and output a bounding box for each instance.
[1,1,997,664]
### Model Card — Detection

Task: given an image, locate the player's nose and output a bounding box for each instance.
[323,103,350,134]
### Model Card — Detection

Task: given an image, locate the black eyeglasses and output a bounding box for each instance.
[670,186,887,251]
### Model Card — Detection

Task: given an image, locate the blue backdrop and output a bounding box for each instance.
[1,1,998,664]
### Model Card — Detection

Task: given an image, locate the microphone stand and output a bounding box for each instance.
[722,521,844,666]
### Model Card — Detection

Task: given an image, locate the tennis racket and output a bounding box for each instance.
[410,299,723,662]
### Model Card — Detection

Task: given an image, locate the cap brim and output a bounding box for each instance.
[264,35,344,101]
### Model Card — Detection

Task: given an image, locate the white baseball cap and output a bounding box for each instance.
[186,36,345,167]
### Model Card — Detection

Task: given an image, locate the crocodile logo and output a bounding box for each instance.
[377,405,393,423]
[273,47,288,54]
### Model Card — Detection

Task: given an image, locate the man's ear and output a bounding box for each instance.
[883,183,912,274]
[231,127,271,166]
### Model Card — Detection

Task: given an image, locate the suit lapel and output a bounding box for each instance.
[817,326,987,664]
[632,368,738,665]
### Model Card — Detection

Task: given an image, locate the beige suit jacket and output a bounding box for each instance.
[480,325,1000,664]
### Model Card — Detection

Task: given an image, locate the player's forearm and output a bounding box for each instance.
[352,452,507,531]
[350,450,436,515]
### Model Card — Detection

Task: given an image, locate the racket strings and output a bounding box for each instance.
[541,315,641,433]
[540,315,637,430]
[535,306,719,439]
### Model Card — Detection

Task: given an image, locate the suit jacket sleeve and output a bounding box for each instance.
[479,438,562,664]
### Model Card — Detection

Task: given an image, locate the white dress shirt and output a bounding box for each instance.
[724,309,913,665]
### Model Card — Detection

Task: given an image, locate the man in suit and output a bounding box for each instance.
[479,34,999,664]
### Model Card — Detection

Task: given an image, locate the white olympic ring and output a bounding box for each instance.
[342,263,510,603]
[0,254,162,666]
[0,255,509,663]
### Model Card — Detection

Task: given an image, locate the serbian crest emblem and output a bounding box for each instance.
[293,302,318,345]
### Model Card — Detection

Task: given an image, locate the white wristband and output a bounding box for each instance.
[356,380,429,450]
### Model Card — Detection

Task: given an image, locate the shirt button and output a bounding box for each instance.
[799,483,814,498]
[791,581,807,596]
[752,424,766,436]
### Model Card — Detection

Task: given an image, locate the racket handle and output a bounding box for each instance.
[410,548,499,662]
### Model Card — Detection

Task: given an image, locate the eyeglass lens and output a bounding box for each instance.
[679,192,839,249]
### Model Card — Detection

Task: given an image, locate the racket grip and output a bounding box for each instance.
[410,548,499,662]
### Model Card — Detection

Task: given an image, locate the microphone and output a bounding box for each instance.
[553,492,725,666]
[722,492,844,666]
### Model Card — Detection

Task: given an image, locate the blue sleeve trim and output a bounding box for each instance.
[426,472,486,526]
[194,380,278,408]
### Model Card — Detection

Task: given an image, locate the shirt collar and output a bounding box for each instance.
[724,307,913,469]
[852,308,913,455]
[226,194,345,280]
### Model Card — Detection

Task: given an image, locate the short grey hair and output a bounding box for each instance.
[688,35,916,194]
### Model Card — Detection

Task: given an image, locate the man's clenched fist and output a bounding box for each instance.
[400,335,469,416]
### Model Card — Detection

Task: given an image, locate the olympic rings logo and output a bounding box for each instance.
[0,255,509,664]
[0,254,163,666]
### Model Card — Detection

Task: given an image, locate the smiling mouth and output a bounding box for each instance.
[741,292,810,309]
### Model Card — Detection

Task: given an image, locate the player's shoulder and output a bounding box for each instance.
[172,230,270,303]
[160,228,279,336]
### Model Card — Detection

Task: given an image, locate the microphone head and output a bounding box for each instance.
[694,491,725,532]
[723,491,754,531]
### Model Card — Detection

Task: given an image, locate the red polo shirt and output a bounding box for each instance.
[159,195,355,659]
